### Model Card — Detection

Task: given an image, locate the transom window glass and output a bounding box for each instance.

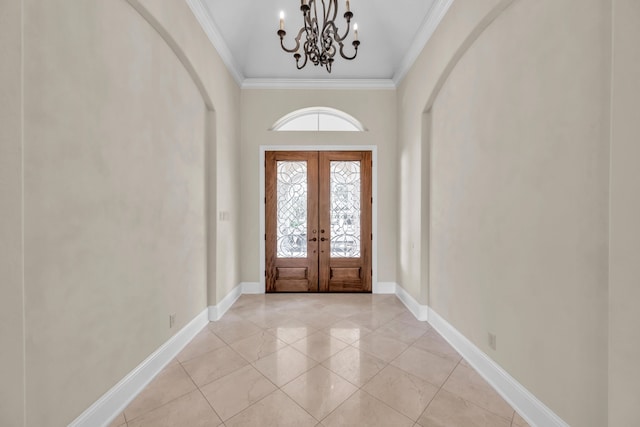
[272,107,365,132]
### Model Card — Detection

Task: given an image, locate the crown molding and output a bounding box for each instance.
[242,78,396,90]
[185,0,244,85]
[393,0,455,85]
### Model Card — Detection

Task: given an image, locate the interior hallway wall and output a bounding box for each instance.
[609,0,640,425]
[240,89,397,285]
[5,0,242,425]
[0,0,25,425]
[398,0,610,425]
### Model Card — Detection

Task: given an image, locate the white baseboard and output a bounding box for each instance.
[69,308,209,427]
[208,284,242,321]
[241,282,262,294]
[373,281,397,294]
[427,308,568,427]
[394,283,429,321]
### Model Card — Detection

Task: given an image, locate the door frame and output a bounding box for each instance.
[259,145,379,294]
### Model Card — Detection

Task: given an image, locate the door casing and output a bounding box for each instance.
[259,145,379,294]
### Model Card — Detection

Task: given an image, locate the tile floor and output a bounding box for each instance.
[111,294,531,427]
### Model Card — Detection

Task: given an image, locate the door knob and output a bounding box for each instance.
[309,237,317,242]
[321,237,328,242]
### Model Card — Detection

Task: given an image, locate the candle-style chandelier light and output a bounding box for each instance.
[277,0,360,73]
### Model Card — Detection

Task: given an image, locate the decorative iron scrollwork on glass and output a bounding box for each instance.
[330,161,361,258]
[277,161,308,258]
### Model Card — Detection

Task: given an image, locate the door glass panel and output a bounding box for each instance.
[277,161,307,258]
[330,161,361,258]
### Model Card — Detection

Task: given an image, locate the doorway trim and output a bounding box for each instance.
[259,145,379,294]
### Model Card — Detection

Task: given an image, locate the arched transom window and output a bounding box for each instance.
[271,107,365,132]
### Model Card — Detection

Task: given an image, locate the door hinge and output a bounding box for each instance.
[371,233,373,240]
[264,233,267,241]
[264,270,267,277]
[371,197,373,204]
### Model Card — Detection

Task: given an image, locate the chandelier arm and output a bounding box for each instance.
[296,49,309,69]
[279,27,307,54]
[338,41,358,60]
[327,0,338,24]
[326,20,350,43]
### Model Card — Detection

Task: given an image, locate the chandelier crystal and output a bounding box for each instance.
[277,0,360,73]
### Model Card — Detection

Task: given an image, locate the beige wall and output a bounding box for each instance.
[609,0,640,425]
[8,0,241,425]
[399,0,610,425]
[397,0,512,304]
[131,0,242,306]
[240,89,397,284]
[0,0,25,425]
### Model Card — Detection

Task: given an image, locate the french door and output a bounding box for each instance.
[266,151,372,293]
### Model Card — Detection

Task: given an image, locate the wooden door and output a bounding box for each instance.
[319,151,372,292]
[266,151,371,293]
[266,151,319,292]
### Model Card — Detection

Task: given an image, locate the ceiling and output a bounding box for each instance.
[187,0,453,87]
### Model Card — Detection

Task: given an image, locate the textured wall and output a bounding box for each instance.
[0,0,25,425]
[609,0,640,425]
[399,0,610,425]
[18,0,240,425]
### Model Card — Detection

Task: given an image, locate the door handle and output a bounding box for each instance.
[309,237,317,242]
[320,237,328,242]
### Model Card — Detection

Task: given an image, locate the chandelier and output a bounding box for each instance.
[277,0,360,73]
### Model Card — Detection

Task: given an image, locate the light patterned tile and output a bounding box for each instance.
[282,365,358,420]
[442,364,514,419]
[253,346,317,387]
[200,365,277,421]
[124,364,196,421]
[291,331,349,362]
[265,318,318,344]
[294,311,342,329]
[322,390,414,427]
[127,390,222,427]
[362,365,439,421]
[230,331,287,362]
[225,390,317,427]
[321,346,387,387]
[181,346,248,387]
[391,346,457,387]
[513,411,530,427]
[346,311,399,330]
[460,358,472,368]
[323,320,373,344]
[412,330,461,362]
[245,311,294,328]
[393,312,433,331]
[176,329,226,363]
[417,389,511,427]
[376,320,428,344]
[353,332,409,362]
[320,302,367,318]
[207,319,263,344]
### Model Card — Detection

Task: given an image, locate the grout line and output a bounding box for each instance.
[196,386,224,424]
